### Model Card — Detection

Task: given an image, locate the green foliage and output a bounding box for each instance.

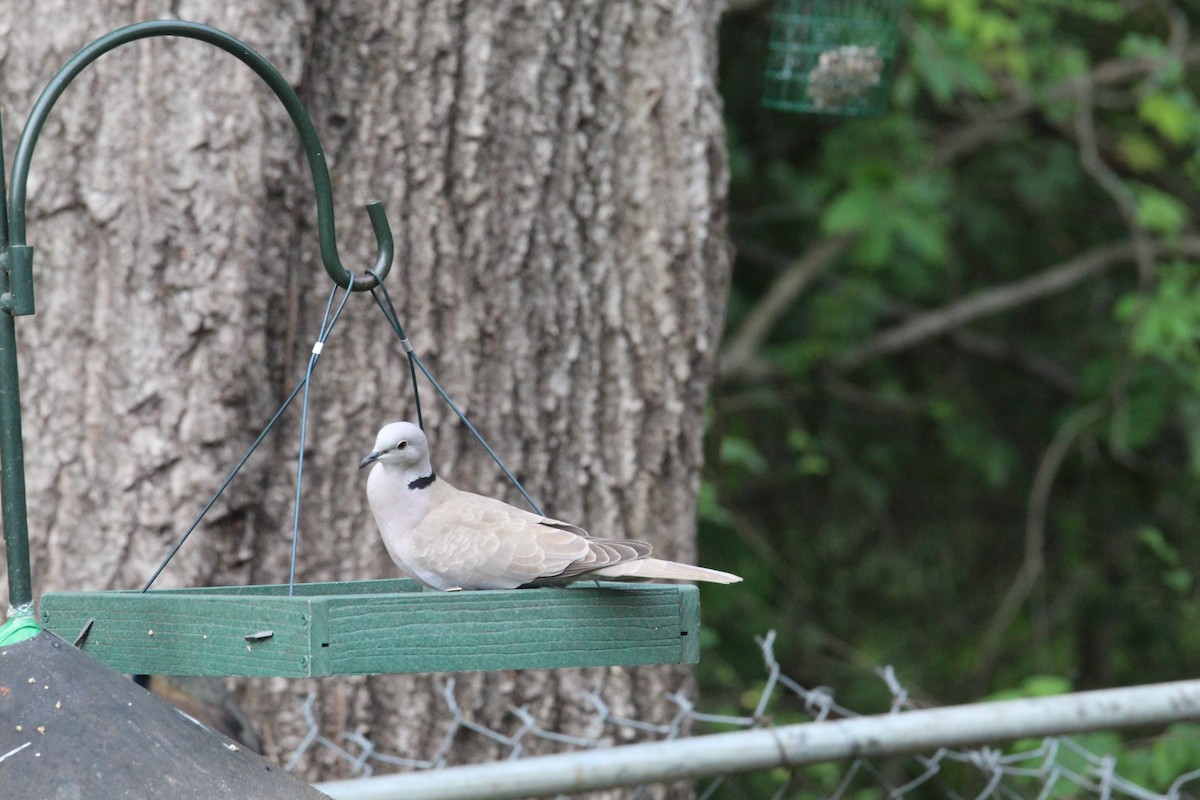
[986,674,1072,702]
[1136,526,1194,594]
[704,1,1200,775]
[1128,723,1200,790]
[1139,90,1200,146]
[822,170,949,268]
[1133,186,1190,234]
[1117,262,1200,388]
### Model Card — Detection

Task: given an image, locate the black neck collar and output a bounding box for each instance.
[408,471,437,490]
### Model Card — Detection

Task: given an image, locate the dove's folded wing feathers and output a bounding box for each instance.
[410,488,589,589]
[507,506,589,538]
[414,485,657,588]
[543,539,653,582]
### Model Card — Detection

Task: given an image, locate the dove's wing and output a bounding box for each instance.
[499,499,656,581]
[408,489,652,589]
[535,535,653,583]
[409,491,588,589]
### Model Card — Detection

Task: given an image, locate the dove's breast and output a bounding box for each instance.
[366,465,437,571]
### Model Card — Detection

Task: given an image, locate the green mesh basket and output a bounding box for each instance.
[764,0,902,117]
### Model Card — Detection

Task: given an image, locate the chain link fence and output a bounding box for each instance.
[273,632,1200,799]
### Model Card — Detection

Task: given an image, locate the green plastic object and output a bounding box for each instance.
[0,613,41,645]
[39,579,702,676]
[763,0,902,117]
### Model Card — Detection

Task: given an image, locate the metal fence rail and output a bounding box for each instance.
[313,679,1200,800]
[288,632,1200,800]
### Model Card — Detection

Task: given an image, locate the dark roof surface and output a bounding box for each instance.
[0,630,329,798]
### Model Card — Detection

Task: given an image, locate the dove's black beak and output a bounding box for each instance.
[359,451,383,470]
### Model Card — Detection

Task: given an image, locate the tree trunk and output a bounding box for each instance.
[0,0,729,788]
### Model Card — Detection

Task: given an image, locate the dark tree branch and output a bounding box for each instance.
[834,236,1200,371]
[720,235,854,379]
[1073,68,1156,287]
[946,329,1079,397]
[969,402,1107,690]
[932,42,1200,167]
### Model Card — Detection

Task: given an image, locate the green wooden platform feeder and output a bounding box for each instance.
[0,21,700,678]
[763,0,903,117]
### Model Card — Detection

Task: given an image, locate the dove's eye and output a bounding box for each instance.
[397,441,408,451]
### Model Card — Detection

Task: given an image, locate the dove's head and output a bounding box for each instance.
[359,421,432,473]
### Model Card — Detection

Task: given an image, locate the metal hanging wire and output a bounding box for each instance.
[366,268,424,432]
[287,275,356,595]
[143,277,356,594]
[143,266,545,592]
[366,270,545,517]
[140,376,305,592]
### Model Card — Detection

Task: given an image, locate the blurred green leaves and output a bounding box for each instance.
[822,172,949,268]
[1138,90,1200,146]
[1117,262,1200,379]
[706,0,1200,732]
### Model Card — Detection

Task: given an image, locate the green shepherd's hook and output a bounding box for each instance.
[8,20,395,291]
[0,21,394,616]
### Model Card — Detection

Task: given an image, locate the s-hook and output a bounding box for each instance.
[0,20,395,615]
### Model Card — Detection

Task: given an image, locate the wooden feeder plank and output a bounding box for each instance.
[39,579,701,677]
[38,592,313,676]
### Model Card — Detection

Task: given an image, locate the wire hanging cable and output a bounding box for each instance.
[141,376,308,592]
[144,276,357,594]
[368,276,544,517]
[145,267,538,594]
[288,274,357,596]
[367,268,423,431]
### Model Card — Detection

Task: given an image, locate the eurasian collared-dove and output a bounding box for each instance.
[360,421,742,591]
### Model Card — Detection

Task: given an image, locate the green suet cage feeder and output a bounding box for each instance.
[763,0,902,117]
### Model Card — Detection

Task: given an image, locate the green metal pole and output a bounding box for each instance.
[0,108,8,249]
[0,20,398,620]
[0,106,35,616]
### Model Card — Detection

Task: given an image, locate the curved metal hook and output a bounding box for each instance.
[7,20,393,290]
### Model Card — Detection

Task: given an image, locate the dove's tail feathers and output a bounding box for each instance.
[589,558,742,584]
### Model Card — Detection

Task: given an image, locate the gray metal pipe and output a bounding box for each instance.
[315,678,1200,800]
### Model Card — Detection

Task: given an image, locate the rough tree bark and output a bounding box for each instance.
[0,0,730,788]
